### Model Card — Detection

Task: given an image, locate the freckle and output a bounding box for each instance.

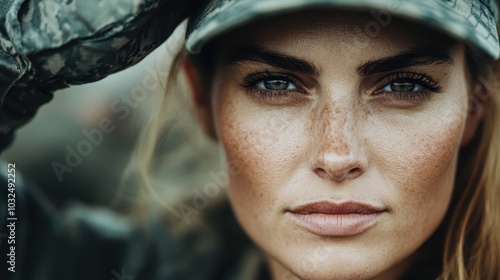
[316,104,351,155]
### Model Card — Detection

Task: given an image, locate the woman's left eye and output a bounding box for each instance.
[256,79,299,91]
[381,81,424,93]
[374,72,441,103]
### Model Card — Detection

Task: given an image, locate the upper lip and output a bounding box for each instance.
[288,201,385,215]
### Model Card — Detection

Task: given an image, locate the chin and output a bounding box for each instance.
[283,261,381,280]
[271,244,401,280]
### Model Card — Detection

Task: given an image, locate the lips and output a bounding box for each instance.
[286,201,386,237]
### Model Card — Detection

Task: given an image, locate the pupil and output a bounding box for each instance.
[264,80,288,90]
[391,82,415,92]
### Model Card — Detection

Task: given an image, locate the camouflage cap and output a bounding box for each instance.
[185,0,500,60]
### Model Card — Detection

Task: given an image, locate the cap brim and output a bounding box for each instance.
[186,0,500,60]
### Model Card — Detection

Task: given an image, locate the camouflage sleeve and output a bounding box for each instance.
[0,0,192,152]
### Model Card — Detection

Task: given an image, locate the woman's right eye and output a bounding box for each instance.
[239,72,307,104]
[256,79,299,91]
[240,72,303,95]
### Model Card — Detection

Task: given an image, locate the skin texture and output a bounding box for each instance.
[185,10,483,280]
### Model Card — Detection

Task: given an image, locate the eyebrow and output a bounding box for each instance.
[224,45,453,77]
[225,44,320,76]
[357,48,454,76]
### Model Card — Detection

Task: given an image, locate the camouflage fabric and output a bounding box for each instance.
[186,0,500,60]
[0,0,193,151]
[2,0,500,153]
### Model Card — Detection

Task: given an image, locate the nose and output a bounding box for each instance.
[312,103,367,182]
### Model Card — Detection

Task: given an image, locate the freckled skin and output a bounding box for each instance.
[194,11,476,280]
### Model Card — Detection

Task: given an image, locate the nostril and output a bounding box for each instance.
[315,168,329,179]
[350,167,361,174]
[347,167,362,178]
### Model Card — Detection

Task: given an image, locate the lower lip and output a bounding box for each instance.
[287,212,384,237]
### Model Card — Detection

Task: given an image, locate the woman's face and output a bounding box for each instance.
[190,10,478,280]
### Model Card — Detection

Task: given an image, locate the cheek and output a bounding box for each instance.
[367,106,466,239]
[219,113,304,185]
[219,114,302,177]
[212,87,308,228]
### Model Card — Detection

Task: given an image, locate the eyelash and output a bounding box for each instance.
[240,71,303,101]
[374,72,441,102]
[240,71,441,102]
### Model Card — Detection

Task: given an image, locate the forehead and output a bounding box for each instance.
[212,9,459,58]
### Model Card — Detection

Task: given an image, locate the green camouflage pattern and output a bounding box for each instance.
[186,0,500,60]
[0,0,192,151]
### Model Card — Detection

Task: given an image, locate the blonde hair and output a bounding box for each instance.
[440,59,500,279]
[133,35,500,280]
